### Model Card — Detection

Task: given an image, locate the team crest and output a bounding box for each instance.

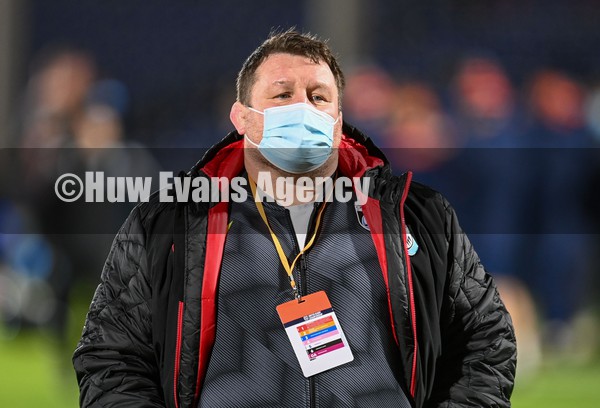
[406,227,419,256]
[354,204,370,231]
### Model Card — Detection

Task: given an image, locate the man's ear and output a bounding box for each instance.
[333,110,344,147]
[335,110,344,133]
[230,101,247,135]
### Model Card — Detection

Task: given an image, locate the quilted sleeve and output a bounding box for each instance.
[72,207,164,407]
[432,200,517,408]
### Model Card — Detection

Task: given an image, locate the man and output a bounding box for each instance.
[73,30,516,407]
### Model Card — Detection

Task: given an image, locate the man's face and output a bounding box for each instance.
[240,53,343,148]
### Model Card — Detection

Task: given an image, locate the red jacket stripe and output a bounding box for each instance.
[399,171,417,397]
[195,201,229,400]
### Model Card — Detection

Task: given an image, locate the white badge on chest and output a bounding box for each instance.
[277,291,354,377]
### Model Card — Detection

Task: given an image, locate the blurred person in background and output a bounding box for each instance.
[343,71,461,185]
[583,85,600,327]
[382,80,460,175]
[449,56,542,375]
[452,56,521,147]
[20,46,96,149]
[0,46,97,342]
[73,29,515,408]
[11,45,160,370]
[342,65,398,144]
[524,69,596,356]
[0,200,55,338]
[41,78,159,348]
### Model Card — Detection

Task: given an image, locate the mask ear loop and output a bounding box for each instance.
[244,106,264,144]
[244,134,260,147]
[247,106,264,115]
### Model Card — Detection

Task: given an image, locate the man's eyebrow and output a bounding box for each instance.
[268,79,333,90]
[271,79,292,86]
[312,81,331,90]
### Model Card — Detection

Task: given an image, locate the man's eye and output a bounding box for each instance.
[275,93,291,99]
[311,95,326,102]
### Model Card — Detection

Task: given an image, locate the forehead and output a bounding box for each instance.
[253,53,337,89]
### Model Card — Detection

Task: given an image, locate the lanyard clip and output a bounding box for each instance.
[290,277,302,302]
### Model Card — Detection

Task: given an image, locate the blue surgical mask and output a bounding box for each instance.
[245,102,340,174]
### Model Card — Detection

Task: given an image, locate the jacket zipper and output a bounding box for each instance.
[300,254,315,408]
[286,206,318,408]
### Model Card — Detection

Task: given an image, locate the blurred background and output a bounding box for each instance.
[0,0,599,406]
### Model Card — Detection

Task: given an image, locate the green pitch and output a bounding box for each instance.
[1,329,599,407]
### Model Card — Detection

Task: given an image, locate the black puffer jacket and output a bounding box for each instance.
[73,124,516,408]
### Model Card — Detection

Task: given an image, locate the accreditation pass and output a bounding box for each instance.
[276,291,354,377]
